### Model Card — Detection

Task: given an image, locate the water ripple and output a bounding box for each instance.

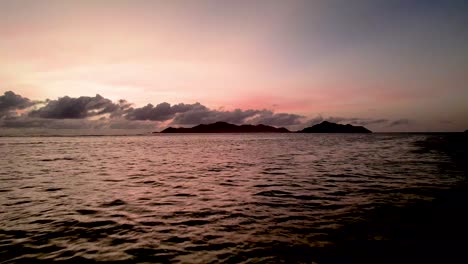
[0,134,465,263]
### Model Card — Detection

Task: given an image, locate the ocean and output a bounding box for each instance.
[0,133,466,263]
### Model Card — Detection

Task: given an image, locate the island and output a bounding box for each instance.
[157,121,372,133]
[298,121,372,133]
[159,121,290,133]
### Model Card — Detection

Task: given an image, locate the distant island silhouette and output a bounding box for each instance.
[299,121,372,133]
[158,121,372,133]
[160,121,290,133]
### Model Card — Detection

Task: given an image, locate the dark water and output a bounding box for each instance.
[0,134,466,263]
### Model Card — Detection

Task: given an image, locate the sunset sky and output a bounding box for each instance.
[1,0,467,132]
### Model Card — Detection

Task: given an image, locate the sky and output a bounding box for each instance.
[1,0,467,133]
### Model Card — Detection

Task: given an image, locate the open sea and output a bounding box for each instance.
[0,133,467,263]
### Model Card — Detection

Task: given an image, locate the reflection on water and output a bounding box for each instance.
[0,134,464,263]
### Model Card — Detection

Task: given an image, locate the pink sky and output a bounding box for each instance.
[1,1,467,132]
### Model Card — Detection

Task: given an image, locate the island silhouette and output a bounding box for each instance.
[159,121,372,133]
[160,121,290,133]
[298,121,372,133]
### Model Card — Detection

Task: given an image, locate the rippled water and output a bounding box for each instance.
[0,134,464,263]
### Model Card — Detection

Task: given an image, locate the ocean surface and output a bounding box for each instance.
[0,133,466,263]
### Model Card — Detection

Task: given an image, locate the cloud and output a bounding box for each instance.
[110,99,133,117]
[1,92,267,129]
[126,102,204,121]
[29,94,121,119]
[2,92,301,129]
[171,107,303,126]
[389,118,411,127]
[305,115,325,126]
[0,91,36,118]
[248,111,304,126]
[1,91,406,132]
[172,107,258,125]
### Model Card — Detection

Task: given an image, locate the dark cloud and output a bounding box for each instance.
[0,91,35,118]
[126,102,204,121]
[389,119,412,127]
[172,107,258,125]
[249,111,304,127]
[29,94,120,119]
[110,99,133,117]
[170,107,303,126]
[1,91,408,132]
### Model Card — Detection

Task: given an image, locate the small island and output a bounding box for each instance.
[298,121,372,133]
[157,121,372,133]
[160,121,290,133]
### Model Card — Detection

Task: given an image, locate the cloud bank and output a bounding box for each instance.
[29,94,121,119]
[0,91,36,118]
[0,91,410,132]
